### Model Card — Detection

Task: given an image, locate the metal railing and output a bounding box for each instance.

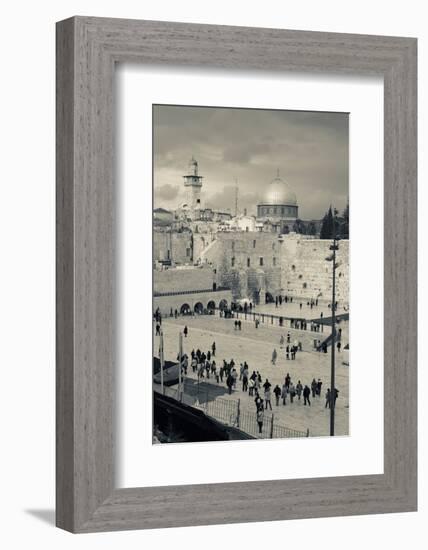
[157,384,309,440]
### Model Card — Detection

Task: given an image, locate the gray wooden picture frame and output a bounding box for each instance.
[56,16,417,533]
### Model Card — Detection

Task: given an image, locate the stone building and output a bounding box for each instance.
[183,157,203,220]
[153,265,232,316]
[153,228,193,266]
[256,170,299,233]
[199,232,282,304]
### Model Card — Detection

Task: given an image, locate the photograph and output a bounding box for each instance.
[152,104,349,443]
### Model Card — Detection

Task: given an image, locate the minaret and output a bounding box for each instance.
[183,157,203,220]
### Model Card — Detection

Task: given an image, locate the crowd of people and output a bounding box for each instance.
[155,297,346,436]
[178,341,340,434]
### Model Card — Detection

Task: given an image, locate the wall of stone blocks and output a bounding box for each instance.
[280,238,349,304]
[154,265,216,294]
[153,230,193,265]
[154,289,232,316]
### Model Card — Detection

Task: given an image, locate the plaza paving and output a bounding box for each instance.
[253,300,348,322]
[155,314,349,437]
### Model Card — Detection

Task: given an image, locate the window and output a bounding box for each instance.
[231,241,235,251]
[273,257,276,266]
[253,239,256,248]
[247,258,251,267]
[260,257,264,266]
[231,257,235,267]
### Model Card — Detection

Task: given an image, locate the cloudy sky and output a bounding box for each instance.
[153,105,348,220]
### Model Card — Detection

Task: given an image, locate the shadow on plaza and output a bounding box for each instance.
[182,378,229,404]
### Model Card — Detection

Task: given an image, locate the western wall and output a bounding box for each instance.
[198,232,349,305]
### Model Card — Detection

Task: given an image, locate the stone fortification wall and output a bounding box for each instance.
[198,232,282,302]
[156,228,350,306]
[280,237,349,304]
[154,265,216,294]
[153,230,193,265]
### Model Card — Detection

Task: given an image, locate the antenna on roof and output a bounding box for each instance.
[234,178,239,217]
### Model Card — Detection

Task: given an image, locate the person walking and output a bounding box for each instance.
[184,325,188,338]
[242,370,248,392]
[280,334,285,348]
[325,388,331,408]
[226,372,234,395]
[254,392,263,411]
[316,378,322,396]
[155,323,161,336]
[337,341,341,352]
[264,387,272,411]
[289,382,296,403]
[212,341,216,356]
[239,363,244,381]
[257,407,264,434]
[273,384,281,406]
[271,348,277,365]
[296,380,303,400]
[285,373,291,390]
[232,368,238,389]
[281,383,287,405]
[286,345,290,360]
[311,378,317,398]
[287,332,291,344]
[303,384,311,406]
[334,388,339,404]
[248,376,255,396]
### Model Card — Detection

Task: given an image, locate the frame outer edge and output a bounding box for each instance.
[56,16,76,532]
[56,16,418,532]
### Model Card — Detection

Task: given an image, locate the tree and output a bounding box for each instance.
[320,206,334,239]
[308,222,317,236]
[341,201,349,239]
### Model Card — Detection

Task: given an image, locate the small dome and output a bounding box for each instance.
[261,172,297,206]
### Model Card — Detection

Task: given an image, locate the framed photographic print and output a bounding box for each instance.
[56,16,417,532]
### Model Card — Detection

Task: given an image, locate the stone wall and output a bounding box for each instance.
[199,232,283,302]
[196,232,349,305]
[153,229,193,265]
[154,288,232,317]
[154,265,216,294]
[280,237,349,304]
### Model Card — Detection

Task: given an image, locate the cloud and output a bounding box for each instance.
[156,183,180,201]
[153,105,349,220]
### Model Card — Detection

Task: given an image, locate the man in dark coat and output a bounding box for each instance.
[303,385,311,406]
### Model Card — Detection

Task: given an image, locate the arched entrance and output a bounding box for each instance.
[207,300,216,312]
[194,302,204,314]
[180,303,191,315]
[219,299,228,311]
[265,292,274,304]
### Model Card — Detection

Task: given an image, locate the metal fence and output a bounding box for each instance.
[157,384,309,440]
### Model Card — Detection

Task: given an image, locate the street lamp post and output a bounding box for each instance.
[326,209,339,436]
[329,239,338,436]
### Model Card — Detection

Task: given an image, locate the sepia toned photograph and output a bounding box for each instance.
[152,104,349,444]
